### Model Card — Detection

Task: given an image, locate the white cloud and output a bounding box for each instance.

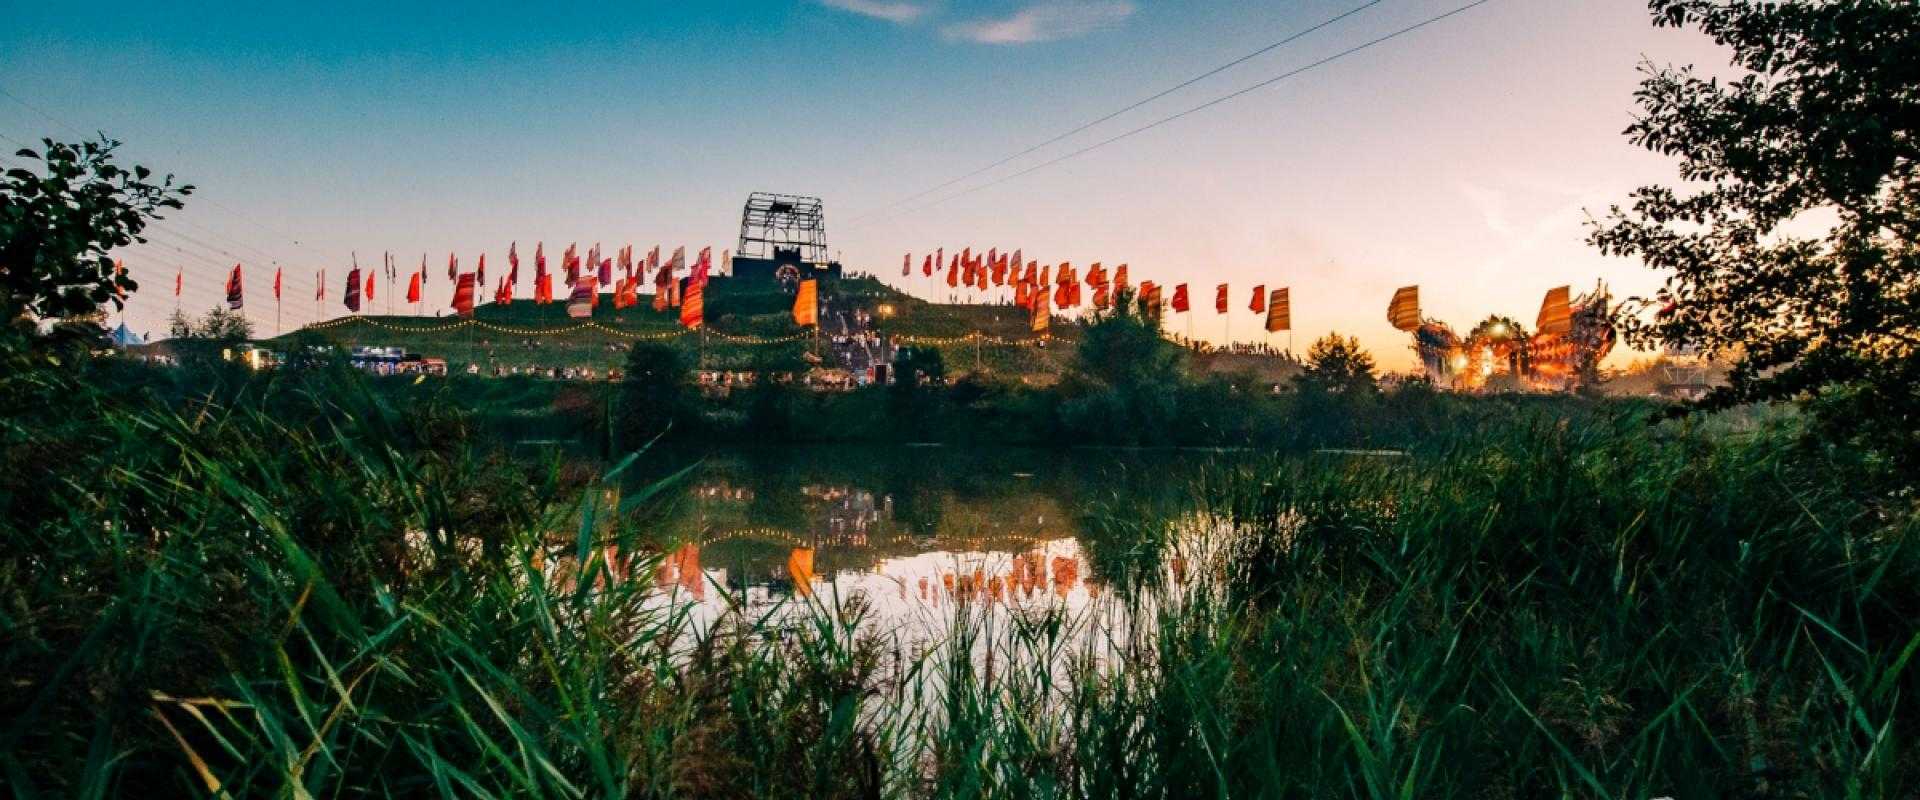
[817,0,931,24]
[945,1,1135,45]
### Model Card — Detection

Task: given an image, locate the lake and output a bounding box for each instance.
[611,445,1254,636]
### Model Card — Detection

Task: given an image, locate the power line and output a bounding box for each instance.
[847,0,1387,229]
[0,88,333,263]
[903,0,1496,216]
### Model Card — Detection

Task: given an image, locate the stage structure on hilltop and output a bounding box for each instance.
[1389,282,1616,391]
[731,192,842,286]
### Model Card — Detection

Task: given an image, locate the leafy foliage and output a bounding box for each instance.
[1299,332,1378,392]
[167,305,255,341]
[0,137,190,324]
[1590,0,1919,461]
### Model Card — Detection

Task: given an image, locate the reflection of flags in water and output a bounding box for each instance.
[670,543,704,600]
[1537,285,1572,335]
[787,548,815,597]
[1388,285,1421,331]
[567,275,597,318]
[1266,287,1291,332]
[1052,556,1080,598]
[793,279,818,327]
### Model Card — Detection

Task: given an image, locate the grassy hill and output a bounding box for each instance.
[261,275,1302,384]
[270,276,1091,379]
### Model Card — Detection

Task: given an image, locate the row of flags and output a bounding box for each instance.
[1387,283,1579,338]
[194,243,731,318]
[902,250,1293,336]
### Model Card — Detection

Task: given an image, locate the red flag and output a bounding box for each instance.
[452,273,477,317]
[1171,283,1189,312]
[536,273,554,305]
[174,268,182,297]
[1113,264,1129,294]
[476,253,487,287]
[225,264,244,309]
[447,253,457,281]
[946,257,959,287]
[534,242,547,281]
[316,270,325,302]
[693,247,712,286]
[495,276,513,307]
[407,271,422,303]
[273,267,282,300]
[921,254,933,276]
[902,253,912,276]
[1215,284,1228,314]
[1249,285,1266,313]
[508,241,520,283]
[345,267,362,312]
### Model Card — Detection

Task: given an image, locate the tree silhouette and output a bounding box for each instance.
[1590,0,1918,459]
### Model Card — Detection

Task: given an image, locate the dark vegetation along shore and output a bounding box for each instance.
[5,319,1919,797]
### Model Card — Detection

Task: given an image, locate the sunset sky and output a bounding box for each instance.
[1,0,1726,369]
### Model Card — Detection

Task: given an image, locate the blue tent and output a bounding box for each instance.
[109,322,146,348]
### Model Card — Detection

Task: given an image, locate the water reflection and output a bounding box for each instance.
[620,446,1240,631]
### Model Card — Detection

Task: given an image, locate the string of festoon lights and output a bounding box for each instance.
[296,316,1068,348]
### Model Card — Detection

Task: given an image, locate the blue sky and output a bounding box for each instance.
[1,1,1724,366]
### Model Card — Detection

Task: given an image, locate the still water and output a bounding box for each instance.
[616,445,1250,634]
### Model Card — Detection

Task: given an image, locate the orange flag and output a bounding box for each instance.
[1215,284,1228,313]
[1537,286,1572,335]
[1249,285,1266,313]
[1030,286,1050,336]
[1266,288,1291,332]
[680,279,705,329]
[1388,286,1421,331]
[1171,283,1189,312]
[793,279,819,326]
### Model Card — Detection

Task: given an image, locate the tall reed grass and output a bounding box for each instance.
[4,359,1915,797]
